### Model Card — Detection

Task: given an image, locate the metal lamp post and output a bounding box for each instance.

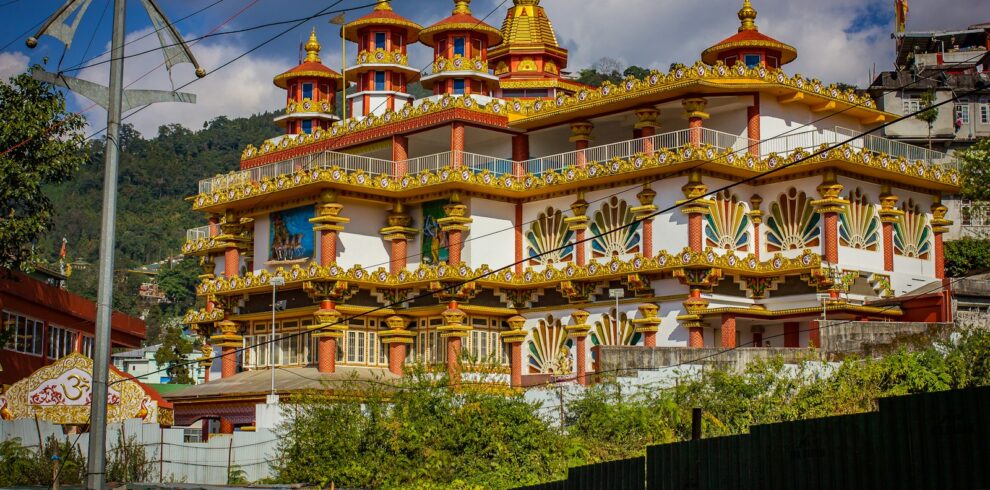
[268,276,286,404]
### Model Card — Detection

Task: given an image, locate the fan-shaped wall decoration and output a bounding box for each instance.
[766,188,820,251]
[894,199,932,259]
[705,191,750,251]
[527,207,575,265]
[589,309,641,347]
[839,188,880,250]
[590,197,641,258]
[527,315,572,374]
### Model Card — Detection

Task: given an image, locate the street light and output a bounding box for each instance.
[269,276,286,405]
[608,288,625,320]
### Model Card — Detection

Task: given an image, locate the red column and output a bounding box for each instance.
[689,214,703,252]
[574,336,587,385]
[575,229,586,266]
[448,229,463,264]
[883,222,894,272]
[514,203,523,274]
[388,342,405,376]
[390,239,407,274]
[641,126,656,155]
[224,247,239,278]
[683,98,708,146]
[221,346,237,378]
[512,134,529,177]
[642,219,654,258]
[219,418,234,435]
[752,222,761,260]
[808,320,821,348]
[509,341,522,387]
[570,122,593,168]
[575,140,589,168]
[784,322,799,348]
[392,135,409,178]
[318,338,336,373]
[689,327,704,348]
[934,232,946,279]
[208,215,220,237]
[720,314,737,348]
[747,101,760,157]
[643,331,656,347]
[823,212,839,264]
[446,335,462,385]
[689,118,703,145]
[451,122,465,169]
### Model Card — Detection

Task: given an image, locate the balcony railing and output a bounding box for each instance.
[186,225,212,241]
[197,127,958,196]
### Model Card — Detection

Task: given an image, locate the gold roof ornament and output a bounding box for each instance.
[453,0,471,15]
[304,28,321,63]
[374,0,392,11]
[738,0,758,31]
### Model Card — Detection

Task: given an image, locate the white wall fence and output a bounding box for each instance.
[0,418,278,485]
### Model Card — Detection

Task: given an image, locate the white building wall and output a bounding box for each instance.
[252,214,271,274]
[760,99,865,140]
[337,201,391,270]
[465,198,516,270]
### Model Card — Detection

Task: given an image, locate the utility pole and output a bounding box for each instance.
[26,1,203,488]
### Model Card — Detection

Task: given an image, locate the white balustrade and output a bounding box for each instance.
[186,225,212,241]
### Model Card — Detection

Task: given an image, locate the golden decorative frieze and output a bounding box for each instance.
[196,248,822,298]
[197,143,960,213]
[432,54,489,74]
[356,48,409,66]
[183,308,225,325]
[286,98,334,115]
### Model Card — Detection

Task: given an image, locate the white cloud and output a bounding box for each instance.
[76,28,284,137]
[0,51,29,83]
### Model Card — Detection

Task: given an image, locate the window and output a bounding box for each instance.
[766,55,779,68]
[81,335,94,357]
[414,317,446,364]
[465,317,505,365]
[47,325,78,360]
[902,95,922,115]
[472,39,482,57]
[956,103,970,125]
[3,311,43,356]
[374,32,386,50]
[375,71,386,91]
[302,83,313,100]
[980,98,989,124]
[744,54,762,67]
[453,37,465,57]
[243,319,314,368]
[301,120,313,134]
[724,56,737,66]
[453,79,465,95]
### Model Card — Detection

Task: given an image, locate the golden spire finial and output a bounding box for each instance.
[304,28,321,62]
[738,0,758,31]
[453,0,471,15]
[374,0,392,11]
[513,0,540,5]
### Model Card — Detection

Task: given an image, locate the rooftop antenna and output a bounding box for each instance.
[26,1,204,489]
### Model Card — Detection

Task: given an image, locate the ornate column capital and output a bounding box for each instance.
[569,121,594,143]
[749,194,764,224]
[564,191,591,230]
[439,304,471,338]
[681,97,710,120]
[678,170,714,214]
[210,319,243,347]
[310,190,350,232]
[565,309,591,339]
[632,303,662,334]
[310,302,347,339]
[878,184,904,223]
[811,169,848,213]
[380,202,418,241]
[437,193,472,232]
[634,108,661,130]
[631,184,658,217]
[502,315,529,344]
[930,196,952,233]
[380,315,416,344]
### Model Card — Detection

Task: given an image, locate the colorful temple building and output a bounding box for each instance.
[172,0,959,431]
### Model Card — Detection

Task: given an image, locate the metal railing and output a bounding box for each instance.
[197,126,958,196]
[186,225,212,241]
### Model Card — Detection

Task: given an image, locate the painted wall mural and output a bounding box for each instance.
[590,197,641,258]
[705,191,750,251]
[589,309,641,347]
[766,188,820,251]
[422,199,449,265]
[527,207,575,266]
[894,199,932,259]
[269,206,315,265]
[839,187,880,250]
[527,315,573,375]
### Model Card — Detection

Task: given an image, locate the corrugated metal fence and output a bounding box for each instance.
[515,386,990,490]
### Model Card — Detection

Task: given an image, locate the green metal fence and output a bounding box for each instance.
[513,386,990,490]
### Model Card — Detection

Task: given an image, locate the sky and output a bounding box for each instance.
[0,0,986,137]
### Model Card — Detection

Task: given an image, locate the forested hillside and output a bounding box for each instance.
[42,112,281,313]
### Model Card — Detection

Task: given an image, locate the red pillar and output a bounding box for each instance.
[883,221,894,272]
[514,203,523,274]
[641,125,656,154]
[208,215,220,237]
[448,229,463,264]
[753,221,761,260]
[689,214,703,252]
[221,346,237,378]
[808,320,821,348]
[451,122,465,169]
[388,342,405,376]
[643,330,657,347]
[784,322,800,348]
[219,418,233,435]
[720,314,737,348]
[747,101,760,157]
[446,335,462,385]
[390,239,407,274]
[575,229,586,266]
[224,247,239,278]
[512,134,529,177]
[642,219,653,258]
[689,327,704,348]
[321,230,337,266]
[689,118,703,145]
[575,139,589,168]
[509,341,522,387]
[318,338,336,373]
[574,336,587,385]
[392,135,409,178]
[934,232,945,279]
[823,212,839,264]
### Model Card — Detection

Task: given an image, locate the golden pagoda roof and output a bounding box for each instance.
[701,0,797,65]
[273,29,342,89]
[420,0,503,47]
[343,0,422,44]
[490,0,564,59]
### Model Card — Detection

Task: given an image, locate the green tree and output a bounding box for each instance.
[916,89,939,151]
[622,65,651,80]
[156,257,202,311]
[154,323,195,383]
[0,69,86,275]
[959,137,990,201]
[943,237,990,277]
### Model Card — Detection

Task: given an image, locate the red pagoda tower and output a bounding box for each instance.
[701,0,797,68]
[418,0,503,97]
[272,29,343,135]
[343,0,423,117]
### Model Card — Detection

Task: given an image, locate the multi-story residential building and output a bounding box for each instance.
[112,343,212,385]
[168,0,960,432]
[867,23,990,239]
